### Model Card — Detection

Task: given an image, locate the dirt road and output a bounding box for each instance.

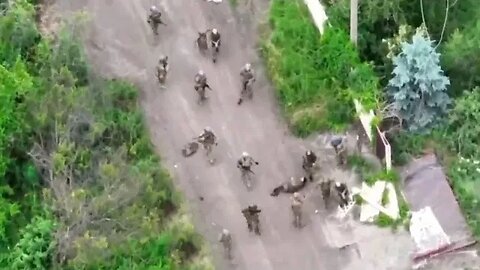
[57,0,350,269]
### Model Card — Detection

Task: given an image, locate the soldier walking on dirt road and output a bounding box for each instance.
[195,127,217,163]
[147,6,166,35]
[331,136,347,166]
[237,152,259,189]
[291,192,304,228]
[241,205,261,235]
[218,228,233,260]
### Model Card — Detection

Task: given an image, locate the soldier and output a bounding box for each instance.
[158,55,169,71]
[237,152,259,188]
[320,179,333,209]
[147,6,166,35]
[302,150,317,181]
[210,28,221,51]
[196,127,217,160]
[241,205,261,235]
[330,136,347,166]
[334,182,350,209]
[156,55,169,84]
[238,63,255,105]
[194,70,212,101]
[291,192,304,228]
[218,228,232,260]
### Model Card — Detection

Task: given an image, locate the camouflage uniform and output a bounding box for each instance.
[147,6,165,35]
[158,55,168,71]
[332,137,347,166]
[291,192,304,228]
[194,71,211,100]
[238,63,255,105]
[197,127,217,157]
[241,205,261,235]
[156,55,168,83]
[237,152,259,187]
[218,229,232,259]
[334,182,350,209]
[302,150,317,181]
[320,179,333,209]
[210,29,221,50]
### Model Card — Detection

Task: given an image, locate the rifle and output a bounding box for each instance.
[237,164,256,175]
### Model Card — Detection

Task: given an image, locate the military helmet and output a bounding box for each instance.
[242,152,249,157]
[204,126,212,132]
[150,5,158,12]
[198,70,205,76]
[306,150,312,155]
[293,192,301,199]
[335,182,341,188]
[245,63,251,70]
[212,28,218,34]
[222,228,229,235]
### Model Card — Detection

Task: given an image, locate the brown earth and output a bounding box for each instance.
[55,0,352,269]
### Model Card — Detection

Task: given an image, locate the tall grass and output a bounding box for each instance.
[262,0,380,136]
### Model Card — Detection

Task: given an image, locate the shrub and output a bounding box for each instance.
[446,88,480,157]
[442,22,480,96]
[0,0,40,67]
[263,0,379,136]
[447,156,480,237]
[0,1,208,267]
[387,32,451,133]
[3,214,56,270]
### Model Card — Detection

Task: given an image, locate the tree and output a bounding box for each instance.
[442,20,480,97]
[387,32,451,132]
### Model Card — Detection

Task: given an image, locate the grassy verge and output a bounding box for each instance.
[0,0,212,268]
[261,0,380,137]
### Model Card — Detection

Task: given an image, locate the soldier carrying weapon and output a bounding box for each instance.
[241,205,261,235]
[330,136,347,166]
[147,6,167,35]
[302,150,317,181]
[237,152,259,188]
[195,127,217,162]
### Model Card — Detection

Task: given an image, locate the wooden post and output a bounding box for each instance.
[350,0,358,45]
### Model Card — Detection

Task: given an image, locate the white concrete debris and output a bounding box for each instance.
[205,0,222,3]
[384,182,399,218]
[303,0,328,34]
[351,181,400,222]
[410,207,450,255]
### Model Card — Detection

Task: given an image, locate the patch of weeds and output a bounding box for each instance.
[262,0,380,136]
[353,194,364,206]
[229,0,237,7]
[364,169,400,186]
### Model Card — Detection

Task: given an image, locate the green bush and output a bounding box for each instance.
[447,156,480,237]
[0,0,40,67]
[0,0,208,268]
[263,0,379,136]
[442,23,480,97]
[2,214,56,270]
[446,88,480,157]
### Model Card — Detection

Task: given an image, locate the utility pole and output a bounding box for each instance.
[350,0,358,46]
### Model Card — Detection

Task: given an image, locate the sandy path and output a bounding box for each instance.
[57,0,350,269]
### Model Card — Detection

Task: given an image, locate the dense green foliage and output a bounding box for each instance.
[0,0,210,268]
[263,0,379,136]
[442,21,480,96]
